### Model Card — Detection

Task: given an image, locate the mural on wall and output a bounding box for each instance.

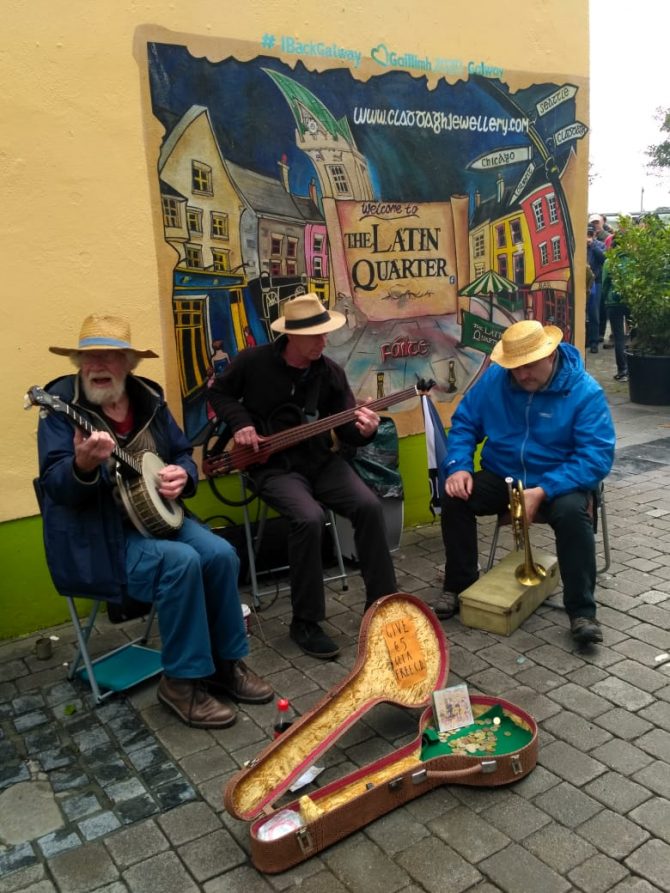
[143,36,587,441]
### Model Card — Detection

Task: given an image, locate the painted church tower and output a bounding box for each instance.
[264,68,374,299]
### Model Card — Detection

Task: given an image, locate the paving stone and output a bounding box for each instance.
[61,792,102,821]
[589,738,655,775]
[178,828,247,882]
[479,793,551,841]
[364,806,431,856]
[633,761,670,799]
[577,809,650,859]
[0,762,30,791]
[566,664,610,688]
[393,835,480,893]
[122,850,207,893]
[539,740,607,785]
[591,677,655,711]
[0,842,37,877]
[534,780,603,827]
[593,707,654,741]
[427,805,509,862]
[628,797,670,844]
[610,878,664,893]
[527,643,585,675]
[201,866,278,893]
[13,710,49,733]
[49,843,119,893]
[624,839,670,890]
[115,792,159,825]
[543,710,613,750]
[78,811,122,841]
[0,864,46,893]
[11,694,45,714]
[153,777,197,810]
[514,664,563,692]
[524,822,597,873]
[36,829,82,858]
[105,777,149,804]
[585,771,653,812]
[177,745,237,784]
[478,842,570,893]
[49,767,90,792]
[103,818,169,868]
[567,852,630,893]
[639,699,670,733]
[607,659,669,693]
[548,682,612,718]
[637,728,670,762]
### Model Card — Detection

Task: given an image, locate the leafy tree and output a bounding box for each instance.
[608,215,670,355]
[647,107,670,169]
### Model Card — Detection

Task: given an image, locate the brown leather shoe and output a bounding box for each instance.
[157,676,236,728]
[208,660,274,704]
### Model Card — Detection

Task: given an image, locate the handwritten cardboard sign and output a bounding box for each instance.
[382,616,427,689]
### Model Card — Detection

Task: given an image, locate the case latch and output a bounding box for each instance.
[510,755,523,775]
[296,826,314,855]
[411,768,428,785]
[480,760,498,774]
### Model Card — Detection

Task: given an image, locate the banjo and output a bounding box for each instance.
[26,385,184,538]
[203,378,434,477]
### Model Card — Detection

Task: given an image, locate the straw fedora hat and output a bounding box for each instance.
[490,320,563,369]
[270,293,345,335]
[49,314,158,358]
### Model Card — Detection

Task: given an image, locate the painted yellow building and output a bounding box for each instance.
[1,0,590,636]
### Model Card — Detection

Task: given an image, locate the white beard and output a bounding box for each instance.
[81,373,126,407]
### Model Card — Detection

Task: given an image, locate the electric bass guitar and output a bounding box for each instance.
[25,385,184,538]
[203,378,434,477]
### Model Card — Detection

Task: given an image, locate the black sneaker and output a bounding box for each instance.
[570,616,603,645]
[290,620,340,659]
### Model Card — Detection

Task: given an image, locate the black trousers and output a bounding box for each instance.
[440,469,597,619]
[258,455,398,622]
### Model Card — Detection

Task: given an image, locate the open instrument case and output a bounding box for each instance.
[224,593,538,873]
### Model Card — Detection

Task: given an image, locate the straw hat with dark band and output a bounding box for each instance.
[49,314,158,358]
[490,320,563,369]
[270,293,345,335]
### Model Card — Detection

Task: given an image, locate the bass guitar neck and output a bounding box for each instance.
[203,378,434,477]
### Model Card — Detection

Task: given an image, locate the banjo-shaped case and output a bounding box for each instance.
[224,593,538,873]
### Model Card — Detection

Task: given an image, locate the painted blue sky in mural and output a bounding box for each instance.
[148,42,579,215]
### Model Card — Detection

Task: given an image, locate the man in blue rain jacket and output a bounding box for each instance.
[436,320,615,645]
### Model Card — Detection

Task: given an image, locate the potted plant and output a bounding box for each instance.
[606,214,670,405]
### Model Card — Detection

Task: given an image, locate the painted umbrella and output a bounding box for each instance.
[459,269,518,321]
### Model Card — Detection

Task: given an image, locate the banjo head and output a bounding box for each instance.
[119,451,184,537]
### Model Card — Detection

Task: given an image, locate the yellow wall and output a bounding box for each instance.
[3,0,589,530]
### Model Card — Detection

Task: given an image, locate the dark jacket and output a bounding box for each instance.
[587,239,606,283]
[207,336,373,480]
[441,343,615,500]
[37,373,197,601]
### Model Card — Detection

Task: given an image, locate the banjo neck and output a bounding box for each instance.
[50,400,143,477]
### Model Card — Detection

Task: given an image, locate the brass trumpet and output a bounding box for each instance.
[505,477,546,586]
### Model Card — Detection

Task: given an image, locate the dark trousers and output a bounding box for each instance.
[586,283,601,348]
[608,305,629,375]
[259,455,397,622]
[440,469,597,619]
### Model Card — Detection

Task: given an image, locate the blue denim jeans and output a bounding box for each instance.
[125,517,247,678]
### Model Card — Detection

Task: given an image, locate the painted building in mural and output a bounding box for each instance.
[147,45,587,440]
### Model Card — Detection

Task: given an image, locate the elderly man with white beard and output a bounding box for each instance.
[36,314,272,728]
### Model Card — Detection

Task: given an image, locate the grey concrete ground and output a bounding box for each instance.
[1,344,670,893]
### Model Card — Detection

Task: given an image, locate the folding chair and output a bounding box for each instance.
[238,474,349,608]
[486,482,611,576]
[33,479,162,704]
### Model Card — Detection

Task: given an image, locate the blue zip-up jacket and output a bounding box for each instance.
[36,373,197,601]
[440,343,615,500]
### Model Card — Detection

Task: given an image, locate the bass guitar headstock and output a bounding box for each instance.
[415,377,436,396]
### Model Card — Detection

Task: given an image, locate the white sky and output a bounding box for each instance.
[589,0,670,215]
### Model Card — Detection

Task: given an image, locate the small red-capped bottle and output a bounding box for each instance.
[273,698,295,738]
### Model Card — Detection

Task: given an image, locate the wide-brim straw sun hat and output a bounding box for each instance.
[270,293,346,335]
[49,314,158,358]
[490,320,563,369]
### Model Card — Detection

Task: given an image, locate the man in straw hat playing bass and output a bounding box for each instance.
[209,293,398,659]
[37,314,273,727]
[434,319,615,645]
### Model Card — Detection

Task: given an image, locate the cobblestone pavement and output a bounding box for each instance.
[1,345,670,893]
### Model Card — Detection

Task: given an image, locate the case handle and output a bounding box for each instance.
[423,760,498,781]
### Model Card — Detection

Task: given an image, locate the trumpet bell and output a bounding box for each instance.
[515,562,547,587]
